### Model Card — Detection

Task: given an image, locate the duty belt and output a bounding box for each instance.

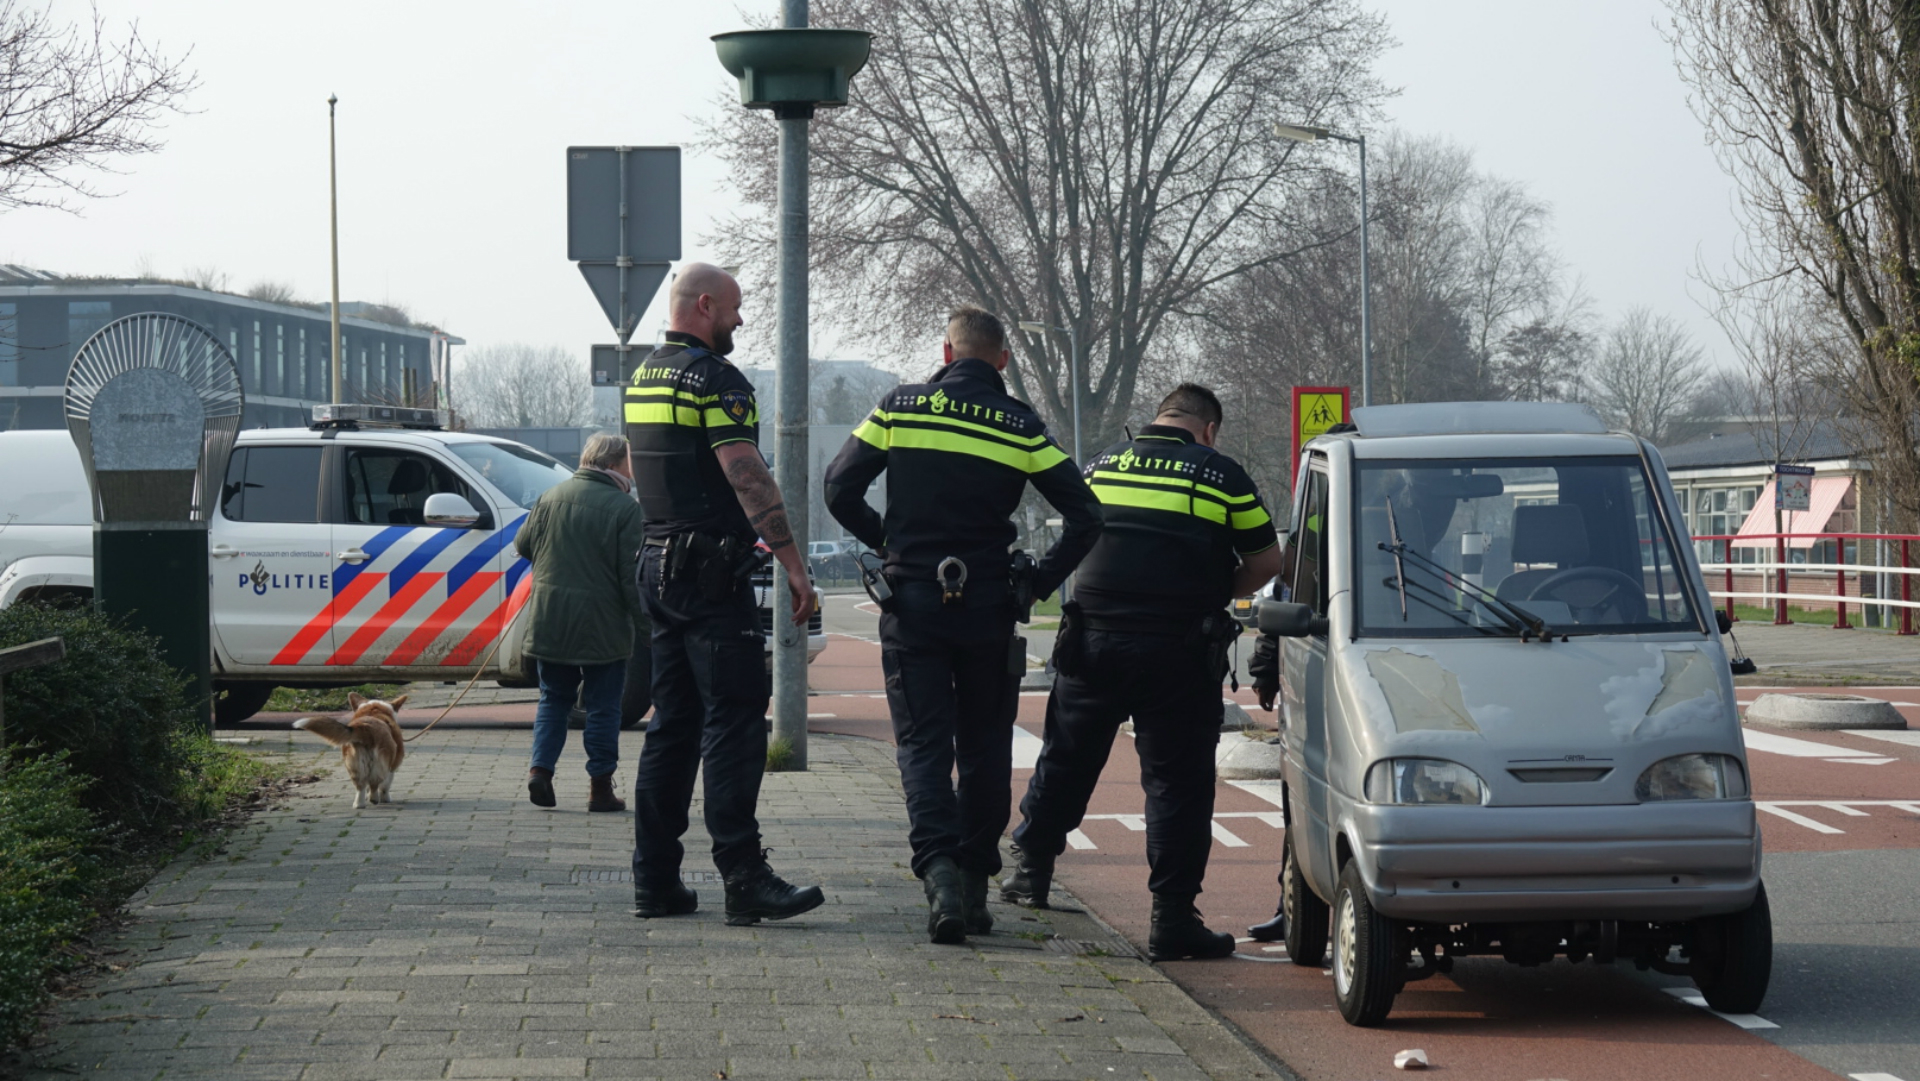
[1081,613,1209,637]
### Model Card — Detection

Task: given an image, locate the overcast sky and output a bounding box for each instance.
[3,0,1741,375]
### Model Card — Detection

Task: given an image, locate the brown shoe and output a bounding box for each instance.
[527,768,556,808]
[588,773,626,813]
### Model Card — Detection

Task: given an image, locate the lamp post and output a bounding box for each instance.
[714,12,871,771]
[1017,320,1080,464]
[328,94,343,405]
[1275,122,1370,407]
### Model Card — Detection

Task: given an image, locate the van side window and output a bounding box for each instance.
[342,448,474,527]
[1293,467,1329,614]
[220,446,323,523]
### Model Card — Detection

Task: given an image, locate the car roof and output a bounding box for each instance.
[1309,402,1643,460]
[237,426,525,450]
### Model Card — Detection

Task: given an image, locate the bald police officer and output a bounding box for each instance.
[625,263,824,926]
[823,306,1101,944]
[1004,383,1282,961]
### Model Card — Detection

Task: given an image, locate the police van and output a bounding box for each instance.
[0,405,823,725]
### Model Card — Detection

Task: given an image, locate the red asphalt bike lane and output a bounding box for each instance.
[802,634,1919,1081]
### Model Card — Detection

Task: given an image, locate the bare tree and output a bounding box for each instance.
[184,264,228,293]
[0,0,195,211]
[1584,307,1707,445]
[705,0,1388,447]
[1669,0,1920,527]
[456,345,593,429]
[245,280,300,306]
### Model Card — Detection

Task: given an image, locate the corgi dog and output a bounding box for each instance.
[293,693,409,809]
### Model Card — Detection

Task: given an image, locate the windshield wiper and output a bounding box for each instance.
[1382,571,1509,636]
[1376,523,1555,641]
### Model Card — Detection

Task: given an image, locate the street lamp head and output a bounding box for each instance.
[1017,320,1049,334]
[328,93,337,107]
[1272,122,1327,143]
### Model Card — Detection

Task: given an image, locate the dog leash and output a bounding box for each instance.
[403,633,508,744]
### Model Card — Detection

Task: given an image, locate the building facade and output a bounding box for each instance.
[0,267,459,432]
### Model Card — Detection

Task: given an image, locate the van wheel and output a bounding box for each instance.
[1693,881,1772,1014]
[214,683,275,726]
[1283,831,1329,967]
[1331,861,1401,1026]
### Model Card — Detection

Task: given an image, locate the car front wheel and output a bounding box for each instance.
[1692,880,1772,1014]
[214,682,276,726]
[1331,860,1402,1026]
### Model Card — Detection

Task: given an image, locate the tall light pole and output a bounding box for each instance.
[328,94,343,405]
[1275,122,1370,407]
[1017,320,1081,464]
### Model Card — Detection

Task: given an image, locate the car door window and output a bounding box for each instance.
[1293,466,1329,615]
[341,448,475,527]
[220,446,323,523]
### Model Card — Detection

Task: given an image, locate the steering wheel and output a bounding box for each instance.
[1522,566,1648,624]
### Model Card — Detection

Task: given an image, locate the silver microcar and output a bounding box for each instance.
[1257,401,1769,1026]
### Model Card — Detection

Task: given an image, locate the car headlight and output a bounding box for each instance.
[1634,754,1748,801]
[1364,758,1490,805]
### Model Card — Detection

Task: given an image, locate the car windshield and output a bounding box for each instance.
[448,441,574,510]
[1355,456,1701,638]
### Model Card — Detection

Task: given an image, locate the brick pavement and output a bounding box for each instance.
[21,727,1282,1081]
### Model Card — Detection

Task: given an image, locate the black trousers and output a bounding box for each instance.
[631,544,768,883]
[1013,629,1222,897]
[879,604,1020,878]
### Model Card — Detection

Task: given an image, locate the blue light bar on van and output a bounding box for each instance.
[311,403,448,429]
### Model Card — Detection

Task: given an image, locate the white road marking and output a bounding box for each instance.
[1742,728,1890,759]
[1848,1073,1909,1081]
[1262,945,1288,953]
[806,713,837,719]
[1757,805,1847,834]
[1227,779,1289,809]
[1847,729,1920,748]
[1066,829,1096,850]
[1662,987,1780,1029]
[1210,821,1250,847]
[1011,727,1044,769]
[1817,801,1869,816]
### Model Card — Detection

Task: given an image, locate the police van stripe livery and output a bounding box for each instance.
[270,516,532,668]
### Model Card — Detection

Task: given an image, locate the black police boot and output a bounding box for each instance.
[1247,879,1287,942]
[1148,894,1236,962]
[922,856,968,945]
[961,867,992,936]
[722,855,825,927]
[633,878,698,919]
[999,843,1053,909]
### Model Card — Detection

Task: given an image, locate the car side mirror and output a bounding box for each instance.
[1256,597,1326,638]
[424,492,482,528]
[1715,610,1734,635]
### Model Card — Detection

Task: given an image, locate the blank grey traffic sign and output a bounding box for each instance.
[566,146,681,262]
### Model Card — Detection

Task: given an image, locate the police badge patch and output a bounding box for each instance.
[718,389,753,423]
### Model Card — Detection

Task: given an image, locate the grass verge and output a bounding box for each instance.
[265,683,405,713]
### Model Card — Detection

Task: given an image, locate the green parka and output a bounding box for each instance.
[512,468,648,666]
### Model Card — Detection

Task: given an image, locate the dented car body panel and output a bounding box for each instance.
[1279,406,1761,924]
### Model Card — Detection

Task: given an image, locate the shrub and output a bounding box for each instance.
[0,755,106,1049]
[0,602,201,834]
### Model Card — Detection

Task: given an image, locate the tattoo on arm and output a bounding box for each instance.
[725,454,796,552]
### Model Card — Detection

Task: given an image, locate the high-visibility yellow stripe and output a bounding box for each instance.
[887,425,1065,473]
[875,408,1050,447]
[704,406,758,428]
[624,402,701,426]
[626,386,719,405]
[1093,483,1228,523]
[1091,469,1196,491]
[1200,484,1257,505]
[1231,506,1273,530]
[852,416,889,449]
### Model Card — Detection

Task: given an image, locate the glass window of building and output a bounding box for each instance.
[275,325,286,397]
[67,301,114,355]
[297,327,308,399]
[1689,485,1761,564]
[251,321,263,392]
[0,302,17,385]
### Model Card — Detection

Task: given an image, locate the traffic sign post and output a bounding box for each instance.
[1292,386,1351,466]
[566,146,681,365]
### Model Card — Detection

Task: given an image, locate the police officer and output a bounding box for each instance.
[1004,383,1282,961]
[822,306,1101,944]
[626,262,824,926]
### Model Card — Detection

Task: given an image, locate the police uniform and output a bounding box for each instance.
[1009,423,1276,951]
[624,331,786,909]
[822,356,1101,937]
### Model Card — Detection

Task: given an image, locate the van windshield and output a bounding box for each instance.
[1355,456,1701,638]
[448,441,574,510]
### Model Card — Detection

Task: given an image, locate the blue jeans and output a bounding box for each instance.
[530,658,624,778]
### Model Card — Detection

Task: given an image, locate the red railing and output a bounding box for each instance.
[1692,532,1920,635]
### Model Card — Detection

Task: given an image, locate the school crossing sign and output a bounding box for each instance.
[1292,386,1351,464]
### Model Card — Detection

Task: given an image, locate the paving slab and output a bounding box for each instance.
[15,727,1281,1081]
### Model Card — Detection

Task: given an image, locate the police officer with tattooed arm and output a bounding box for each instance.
[625,263,824,926]
[1004,383,1283,960]
[823,306,1101,945]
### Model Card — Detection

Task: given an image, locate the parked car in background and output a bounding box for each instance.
[807,538,859,581]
